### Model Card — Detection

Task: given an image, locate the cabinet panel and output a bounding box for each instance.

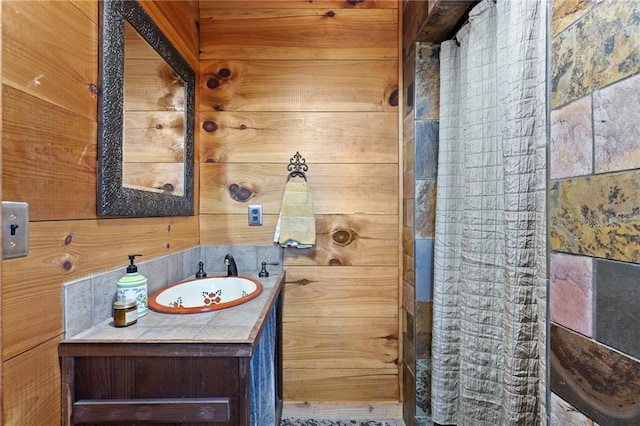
[134,357,239,398]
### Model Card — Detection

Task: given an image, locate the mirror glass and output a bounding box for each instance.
[98,0,194,216]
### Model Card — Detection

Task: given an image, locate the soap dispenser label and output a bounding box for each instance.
[117,287,148,316]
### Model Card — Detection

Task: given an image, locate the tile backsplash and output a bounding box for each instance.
[63,245,282,338]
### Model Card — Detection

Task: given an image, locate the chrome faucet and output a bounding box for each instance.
[224,254,238,276]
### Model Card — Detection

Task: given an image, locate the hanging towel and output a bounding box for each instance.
[273,178,316,248]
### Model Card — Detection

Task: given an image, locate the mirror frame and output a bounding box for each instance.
[98,0,195,217]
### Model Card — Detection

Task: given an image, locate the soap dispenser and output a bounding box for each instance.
[117,254,148,317]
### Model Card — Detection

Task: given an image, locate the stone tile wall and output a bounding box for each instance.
[550,1,640,424]
[402,40,439,426]
[413,43,439,426]
[402,38,417,426]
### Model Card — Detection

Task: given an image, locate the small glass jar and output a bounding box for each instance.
[113,300,138,327]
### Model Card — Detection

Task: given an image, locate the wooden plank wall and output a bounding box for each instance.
[0,1,199,423]
[198,0,400,402]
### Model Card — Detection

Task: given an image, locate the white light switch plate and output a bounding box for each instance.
[2,201,29,259]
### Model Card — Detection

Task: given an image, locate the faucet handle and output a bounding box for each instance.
[195,261,207,279]
[258,261,279,278]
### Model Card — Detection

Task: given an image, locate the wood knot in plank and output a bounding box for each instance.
[202,120,218,132]
[212,103,225,111]
[217,68,231,78]
[206,77,220,89]
[87,83,98,94]
[325,10,336,18]
[347,0,365,5]
[293,278,311,286]
[228,183,255,202]
[388,89,399,107]
[64,234,73,245]
[332,228,356,246]
[59,255,75,272]
[160,183,175,193]
[329,258,343,266]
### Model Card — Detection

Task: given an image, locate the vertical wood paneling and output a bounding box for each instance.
[1,1,200,423]
[198,1,400,402]
[138,0,199,69]
[0,3,3,424]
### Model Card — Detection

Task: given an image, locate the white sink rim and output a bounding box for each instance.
[148,276,263,314]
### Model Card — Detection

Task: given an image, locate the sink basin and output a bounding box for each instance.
[148,276,263,314]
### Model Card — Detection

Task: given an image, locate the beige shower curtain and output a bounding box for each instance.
[431,0,547,424]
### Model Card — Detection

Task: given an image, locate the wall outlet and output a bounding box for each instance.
[2,201,29,259]
[248,205,263,226]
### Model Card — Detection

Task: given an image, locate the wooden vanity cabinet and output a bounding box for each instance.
[59,292,283,425]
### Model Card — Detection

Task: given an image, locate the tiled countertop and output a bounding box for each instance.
[62,273,284,346]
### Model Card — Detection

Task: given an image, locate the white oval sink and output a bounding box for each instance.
[148,276,263,314]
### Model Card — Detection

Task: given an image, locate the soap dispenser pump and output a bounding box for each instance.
[117,254,148,317]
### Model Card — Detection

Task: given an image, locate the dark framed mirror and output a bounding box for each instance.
[98,0,195,216]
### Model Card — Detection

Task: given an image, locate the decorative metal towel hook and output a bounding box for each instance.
[287,151,308,181]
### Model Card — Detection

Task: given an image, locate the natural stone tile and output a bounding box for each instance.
[551,1,640,109]
[143,254,172,295]
[550,95,593,179]
[550,252,593,337]
[403,226,414,257]
[416,418,433,426]
[415,43,440,120]
[203,245,257,275]
[404,198,414,229]
[403,362,417,424]
[593,73,640,173]
[550,324,640,425]
[63,279,93,338]
[183,246,203,280]
[415,358,431,418]
[595,259,640,359]
[404,306,415,344]
[404,169,415,199]
[92,269,121,325]
[549,172,640,262]
[415,120,438,180]
[551,0,596,36]
[403,279,415,316]
[415,239,433,301]
[404,133,415,174]
[550,392,596,425]
[256,245,283,273]
[404,108,415,138]
[415,180,436,239]
[415,301,432,359]
[404,42,416,117]
[403,252,415,284]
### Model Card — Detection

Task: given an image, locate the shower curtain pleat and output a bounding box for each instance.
[431,0,547,425]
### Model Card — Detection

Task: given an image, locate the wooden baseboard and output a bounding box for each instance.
[282,402,402,420]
